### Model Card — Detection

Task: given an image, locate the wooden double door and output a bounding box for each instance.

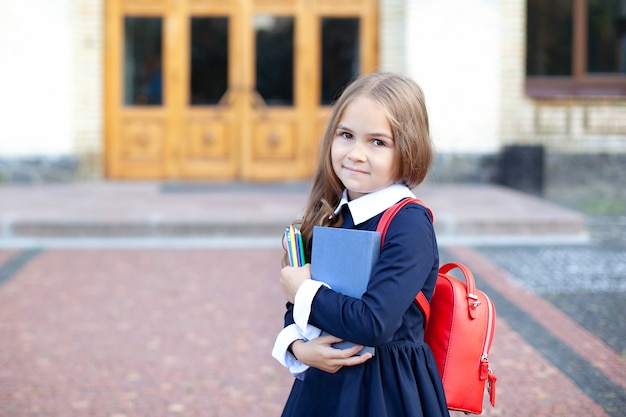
[105,0,378,180]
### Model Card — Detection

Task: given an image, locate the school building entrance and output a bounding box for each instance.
[104,0,378,180]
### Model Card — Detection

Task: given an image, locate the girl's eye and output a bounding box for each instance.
[372,139,386,147]
[341,132,353,139]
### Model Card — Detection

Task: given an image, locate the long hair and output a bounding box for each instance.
[295,72,434,263]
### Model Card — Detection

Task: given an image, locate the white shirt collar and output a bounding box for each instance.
[334,184,416,225]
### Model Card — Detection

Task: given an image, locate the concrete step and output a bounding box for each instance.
[0,182,589,246]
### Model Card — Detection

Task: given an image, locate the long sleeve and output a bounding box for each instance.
[307,204,438,347]
[293,279,324,340]
[272,324,310,379]
[271,281,325,378]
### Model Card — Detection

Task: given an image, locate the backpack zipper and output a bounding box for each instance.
[479,292,495,381]
[479,291,497,407]
[480,291,495,360]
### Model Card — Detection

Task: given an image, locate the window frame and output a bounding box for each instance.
[526,0,626,97]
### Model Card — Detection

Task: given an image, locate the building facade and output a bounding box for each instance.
[0,0,624,199]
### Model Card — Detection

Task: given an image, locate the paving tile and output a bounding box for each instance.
[0,246,623,416]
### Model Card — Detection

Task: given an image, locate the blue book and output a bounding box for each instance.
[311,226,381,355]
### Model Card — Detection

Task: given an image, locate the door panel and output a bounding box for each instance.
[180,110,237,178]
[244,13,300,179]
[186,119,232,159]
[107,12,167,178]
[105,0,378,180]
[253,120,296,160]
[177,14,238,178]
[120,117,165,160]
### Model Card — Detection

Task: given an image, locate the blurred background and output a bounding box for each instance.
[0,0,624,215]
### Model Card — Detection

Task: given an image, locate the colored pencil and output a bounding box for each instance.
[296,227,306,265]
[285,226,295,266]
[289,225,299,267]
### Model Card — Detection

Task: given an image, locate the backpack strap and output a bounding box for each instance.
[414,292,431,325]
[376,197,433,326]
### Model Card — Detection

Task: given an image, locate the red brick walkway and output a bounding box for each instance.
[0,249,292,417]
[0,247,621,416]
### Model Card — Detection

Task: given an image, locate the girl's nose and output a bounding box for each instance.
[347,140,366,161]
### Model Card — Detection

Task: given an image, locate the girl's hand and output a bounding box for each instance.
[291,335,373,373]
[281,264,312,303]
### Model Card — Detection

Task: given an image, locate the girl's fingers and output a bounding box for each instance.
[334,349,372,363]
[338,344,366,358]
[346,352,373,365]
[328,351,372,372]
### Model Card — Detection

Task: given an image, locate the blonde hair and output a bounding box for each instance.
[296,72,434,262]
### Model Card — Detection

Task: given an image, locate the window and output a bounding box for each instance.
[124,17,163,106]
[526,0,626,96]
[320,18,360,105]
[255,15,294,106]
[190,17,229,105]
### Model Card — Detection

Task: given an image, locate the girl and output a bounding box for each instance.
[272,72,449,417]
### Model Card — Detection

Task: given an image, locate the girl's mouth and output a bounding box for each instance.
[343,165,368,175]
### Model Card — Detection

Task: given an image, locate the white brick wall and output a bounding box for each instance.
[402,0,502,153]
[71,0,103,176]
[379,0,406,73]
[499,0,535,145]
[71,0,103,153]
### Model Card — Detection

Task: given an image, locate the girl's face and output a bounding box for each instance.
[331,97,397,200]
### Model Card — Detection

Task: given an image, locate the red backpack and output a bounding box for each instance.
[377,198,497,414]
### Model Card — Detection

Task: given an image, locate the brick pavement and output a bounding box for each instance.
[0,248,292,417]
[446,246,626,392]
[444,247,624,417]
[0,181,623,416]
[0,245,624,417]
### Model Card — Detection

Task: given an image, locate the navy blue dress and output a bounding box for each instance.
[280,201,450,417]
